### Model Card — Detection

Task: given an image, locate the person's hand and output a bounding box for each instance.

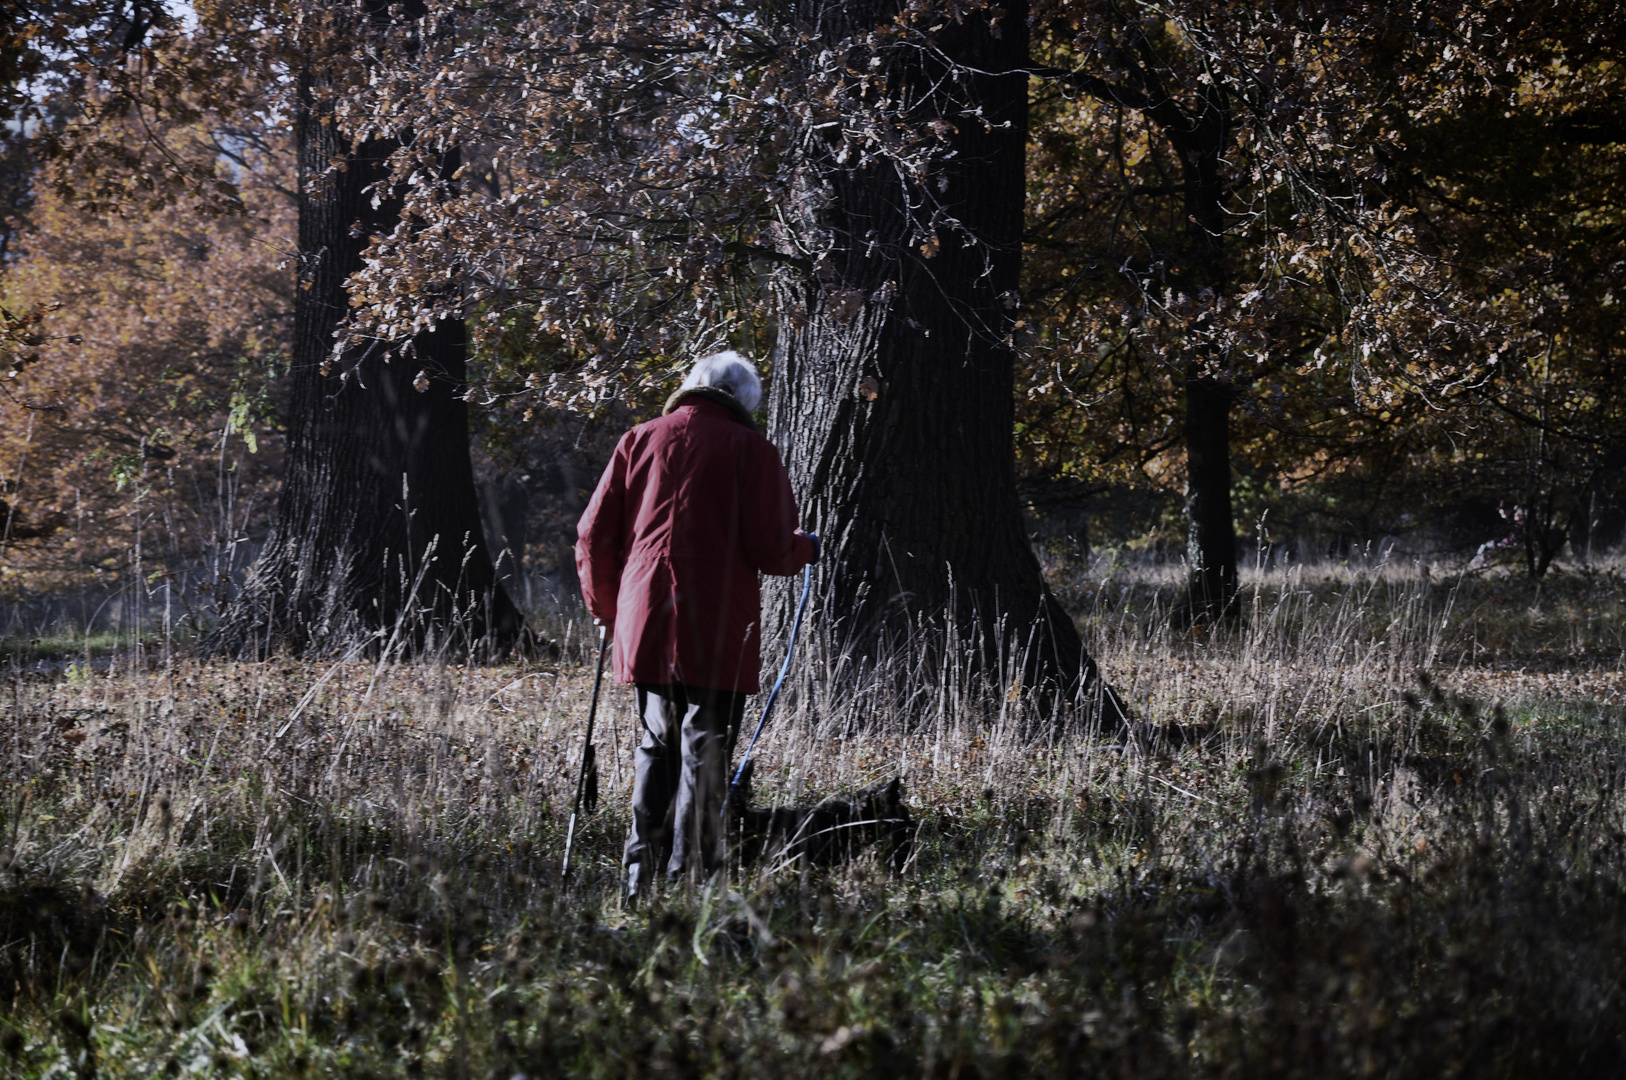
[806,531,821,563]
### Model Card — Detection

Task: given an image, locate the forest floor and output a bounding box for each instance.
[3,559,1626,1078]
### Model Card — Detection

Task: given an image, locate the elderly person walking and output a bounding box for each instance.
[576,351,818,898]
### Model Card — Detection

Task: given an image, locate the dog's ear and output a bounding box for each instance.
[735,757,755,804]
[884,776,903,809]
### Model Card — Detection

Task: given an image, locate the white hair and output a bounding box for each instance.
[681,350,762,413]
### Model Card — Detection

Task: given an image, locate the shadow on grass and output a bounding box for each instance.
[4,737,1626,1079]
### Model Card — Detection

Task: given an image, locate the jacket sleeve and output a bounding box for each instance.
[741,437,815,576]
[575,435,631,626]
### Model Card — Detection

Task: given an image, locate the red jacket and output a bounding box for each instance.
[575,389,815,693]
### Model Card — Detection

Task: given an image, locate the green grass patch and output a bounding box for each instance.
[4,566,1626,1077]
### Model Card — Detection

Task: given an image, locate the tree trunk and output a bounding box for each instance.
[1172,89,1238,628]
[205,69,518,658]
[1569,486,1596,567]
[1178,373,1238,626]
[770,0,1126,720]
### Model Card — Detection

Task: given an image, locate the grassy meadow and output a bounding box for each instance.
[3,560,1626,1078]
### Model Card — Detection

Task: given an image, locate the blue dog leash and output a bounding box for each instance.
[723,562,813,819]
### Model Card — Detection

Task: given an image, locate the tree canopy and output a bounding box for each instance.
[4,0,1625,643]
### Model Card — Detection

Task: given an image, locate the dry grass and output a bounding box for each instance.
[3,560,1625,1077]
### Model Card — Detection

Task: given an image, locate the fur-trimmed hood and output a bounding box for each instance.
[663,385,757,431]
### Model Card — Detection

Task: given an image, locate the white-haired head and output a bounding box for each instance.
[681,350,762,413]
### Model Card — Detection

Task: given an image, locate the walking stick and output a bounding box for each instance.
[722,563,813,823]
[562,625,609,880]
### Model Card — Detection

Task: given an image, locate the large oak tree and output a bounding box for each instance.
[767,0,1110,696]
[3,0,520,654]
[204,38,521,657]
[1018,0,1611,609]
[339,0,1130,713]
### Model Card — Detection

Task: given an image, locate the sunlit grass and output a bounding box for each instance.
[3,561,1625,1077]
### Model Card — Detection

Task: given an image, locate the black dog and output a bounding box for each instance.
[727,760,913,873]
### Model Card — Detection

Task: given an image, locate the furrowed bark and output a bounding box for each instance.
[770,0,1128,723]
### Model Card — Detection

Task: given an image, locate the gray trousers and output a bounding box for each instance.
[624,684,747,888]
